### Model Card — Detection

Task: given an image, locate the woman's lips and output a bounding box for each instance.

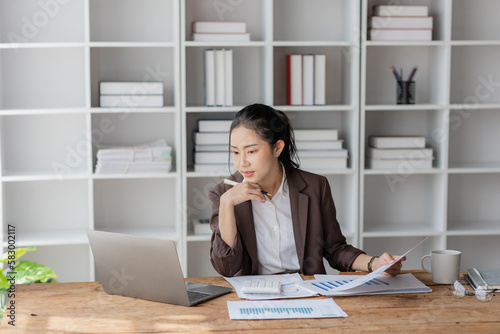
[242,171,254,177]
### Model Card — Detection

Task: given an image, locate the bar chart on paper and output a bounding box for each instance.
[227,299,348,320]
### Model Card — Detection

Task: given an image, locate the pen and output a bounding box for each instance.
[222,178,272,196]
[407,66,418,82]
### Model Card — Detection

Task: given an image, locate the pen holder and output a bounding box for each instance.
[397,81,415,104]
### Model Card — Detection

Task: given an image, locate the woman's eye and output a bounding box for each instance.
[232,151,239,155]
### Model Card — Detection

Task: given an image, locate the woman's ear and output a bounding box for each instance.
[274,139,285,156]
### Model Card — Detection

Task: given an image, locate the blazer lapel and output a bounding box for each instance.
[288,170,308,270]
[234,200,258,270]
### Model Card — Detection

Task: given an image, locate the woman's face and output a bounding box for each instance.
[230,125,279,184]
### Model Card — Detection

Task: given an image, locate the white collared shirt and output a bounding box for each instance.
[251,170,300,275]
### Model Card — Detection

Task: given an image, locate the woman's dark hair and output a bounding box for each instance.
[229,103,299,173]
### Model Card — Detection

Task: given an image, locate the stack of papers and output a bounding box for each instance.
[299,273,431,296]
[225,273,316,300]
[95,139,172,174]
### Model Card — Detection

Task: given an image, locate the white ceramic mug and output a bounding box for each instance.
[421,250,461,284]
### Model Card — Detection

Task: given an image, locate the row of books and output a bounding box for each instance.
[366,136,433,169]
[192,120,348,172]
[94,139,172,174]
[368,5,433,41]
[287,54,326,106]
[99,82,164,108]
[192,21,250,42]
[204,49,233,107]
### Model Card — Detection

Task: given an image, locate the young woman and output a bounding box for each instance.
[209,104,404,277]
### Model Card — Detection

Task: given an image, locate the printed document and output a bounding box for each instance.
[227,298,348,320]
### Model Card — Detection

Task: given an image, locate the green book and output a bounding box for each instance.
[467,268,500,290]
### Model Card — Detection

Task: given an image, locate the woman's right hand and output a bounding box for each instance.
[220,181,267,206]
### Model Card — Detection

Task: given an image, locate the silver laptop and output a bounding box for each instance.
[87,230,232,306]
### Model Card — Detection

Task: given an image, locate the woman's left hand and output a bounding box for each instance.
[374,253,406,276]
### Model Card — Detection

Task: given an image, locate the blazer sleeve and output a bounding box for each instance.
[208,183,246,277]
[319,176,365,272]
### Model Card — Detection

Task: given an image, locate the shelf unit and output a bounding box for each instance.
[0,0,182,282]
[360,0,500,270]
[1,1,499,281]
[180,0,360,276]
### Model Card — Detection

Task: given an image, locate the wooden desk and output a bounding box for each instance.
[1,271,499,333]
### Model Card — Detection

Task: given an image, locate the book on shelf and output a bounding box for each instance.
[215,49,225,106]
[302,54,314,105]
[369,136,426,149]
[205,49,216,106]
[367,157,433,170]
[465,268,500,290]
[368,16,433,29]
[286,54,302,105]
[192,218,212,236]
[193,32,251,42]
[194,144,229,152]
[300,157,347,170]
[369,28,432,41]
[194,131,229,145]
[224,49,233,106]
[95,139,172,175]
[296,140,343,151]
[192,21,247,34]
[194,151,232,164]
[99,82,163,95]
[287,53,327,106]
[204,49,233,106]
[298,149,348,159]
[198,119,232,133]
[366,147,433,159]
[314,54,326,105]
[99,95,163,108]
[372,5,429,17]
[295,129,338,141]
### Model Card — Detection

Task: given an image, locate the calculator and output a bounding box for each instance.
[241,279,281,294]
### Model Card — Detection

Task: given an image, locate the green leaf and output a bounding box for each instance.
[0,247,37,263]
[13,261,58,284]
[0,269,10,290]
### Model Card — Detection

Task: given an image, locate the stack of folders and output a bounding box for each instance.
[193,119,232,172]
[287,54,326,106]
[192,21,250,42]
[368,5,433,41]
[99,82,164,107]
[366,136,433,170]
[205,49,233,106]
[295,129,348,170]
[95,139,172,174]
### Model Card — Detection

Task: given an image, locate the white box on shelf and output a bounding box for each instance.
[192,21,247,33]
[369,136,426,149]
[368,16,433,29]
[198,120,233,133]
[295,129,338,141]
[99,95,163,108]
[287,54,302,105]
[314,54,326,105]
[367,157,433,170]
[99,82,164,95]
[372,5,429,17]
[369,29,432,41]
[192,33,250,42]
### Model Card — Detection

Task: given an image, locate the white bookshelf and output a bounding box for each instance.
[360,0,500,270]
[181,0,360,277]
[0,0,182,282]
[1,0,499,281]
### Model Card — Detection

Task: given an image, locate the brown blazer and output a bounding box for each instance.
[209,168,364,276]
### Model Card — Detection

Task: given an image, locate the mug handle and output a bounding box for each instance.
[421,254,431,272]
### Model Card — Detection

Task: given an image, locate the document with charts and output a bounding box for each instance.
[227,298,348,320]
[298,237,431,296]
[299,273,431,296]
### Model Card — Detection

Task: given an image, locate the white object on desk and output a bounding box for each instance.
[241,279,281,294]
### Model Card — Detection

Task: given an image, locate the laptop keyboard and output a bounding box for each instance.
[187,290,211,303]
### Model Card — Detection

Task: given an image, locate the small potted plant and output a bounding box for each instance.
[0,247,58,319]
